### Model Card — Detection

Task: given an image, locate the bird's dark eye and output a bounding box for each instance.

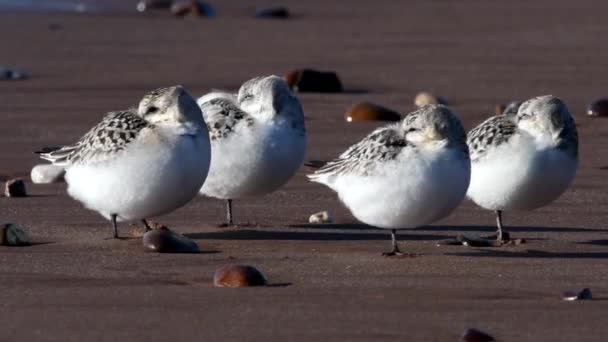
[241,94,254,101]
[146,106,159,115]
[406,127,418,133]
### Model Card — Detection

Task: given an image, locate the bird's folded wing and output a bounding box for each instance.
[199,96,254,141]
[37,110,148,166]
[308,125,407,179]
[466,115,517,162]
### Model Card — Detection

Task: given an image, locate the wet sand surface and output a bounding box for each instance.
[1,1,608,340]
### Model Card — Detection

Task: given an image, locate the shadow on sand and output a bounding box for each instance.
[447,249,608,259]
[419,225,602,234]
[185,228,452,242]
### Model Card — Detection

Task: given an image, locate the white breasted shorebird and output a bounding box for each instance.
[38,86,211,239]
[197,75,306,226]
[308,105,471,256]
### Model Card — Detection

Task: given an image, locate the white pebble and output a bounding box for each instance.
[30,164,65,184]
[309,211,333,224]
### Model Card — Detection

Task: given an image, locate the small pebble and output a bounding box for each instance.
[171,0,215,17]
[284,69,343,93]
[30,164,65,184]
[4,179,26,197]
[345,102,401,122]
[0,223,30,246]
[414,92,446,108]
[562,288,592,301]
[587,98,608,117]
[0,65,28,80]
[213,264,268,287]
[309,211,333,224]
[136,0,172,12]
[461,328,495,342]
[142,226,199,253]
[255,6,289,18]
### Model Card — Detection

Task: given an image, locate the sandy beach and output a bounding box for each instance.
[1,1,608,340]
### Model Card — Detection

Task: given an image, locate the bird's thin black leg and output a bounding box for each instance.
[226,199,234,226]
[111,214,119,239]
[495,210,504,241]
[142,219,152,232]
[382,229,404,257]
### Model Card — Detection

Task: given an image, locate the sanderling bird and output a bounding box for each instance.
[308,105,471,256]
[38,86,211,239]
[466,95,578,241]
[197,75,306,225]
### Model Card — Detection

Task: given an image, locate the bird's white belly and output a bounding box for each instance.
[66,134,210,221]
[467,137,577,211]
[201,126,306,199]
[335,148,471,229]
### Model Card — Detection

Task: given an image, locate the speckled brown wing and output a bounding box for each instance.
[200,97,254,141]
[37,110,148,166]
[467,115,517,162]
[309,124,408,179]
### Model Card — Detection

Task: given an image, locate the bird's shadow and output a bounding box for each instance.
[447,249,608,259]
[185,229,451,241]
[578,239,608,246]
[291,223,600,234]
[419,225,602,233]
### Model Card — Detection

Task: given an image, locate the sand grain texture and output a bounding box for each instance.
[1,1,608,341]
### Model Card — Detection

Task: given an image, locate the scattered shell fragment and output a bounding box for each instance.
[309,211,333,224]
[255,6,289,18]
[587,98,608,117]
[136,0,172,12]
[30,164,65,184]
[345,102,401,122]
[0,65,28,80]
[562,288,592,301]
[284,69,343,93]
[142,226,199,253]
[4,179,26,197]
[461,328,495,342]
[0,223,30,246]
[171,0,215,17]
[414,92,446,108]
[213,264,268,287]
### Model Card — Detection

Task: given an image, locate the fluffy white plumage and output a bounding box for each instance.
[466,95,578,239]
[308,105,471,255]
[39,86,211,238]
[197,75,306,224]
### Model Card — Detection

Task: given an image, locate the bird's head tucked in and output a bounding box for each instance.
[402,104,468,150]
[238,75,300,121]
[138,86,205,128]
[515,95,571,138]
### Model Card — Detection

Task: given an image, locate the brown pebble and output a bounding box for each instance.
[461,328,495,342]
[283,69,343,93]
[414,92,447,108]
[562,288,592,301]
[587,98,608,117]
[171,0,214,17]
[142,226,199,253]
[4,178,26,197]
[213,264,268,288]
[345,102,401,122]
